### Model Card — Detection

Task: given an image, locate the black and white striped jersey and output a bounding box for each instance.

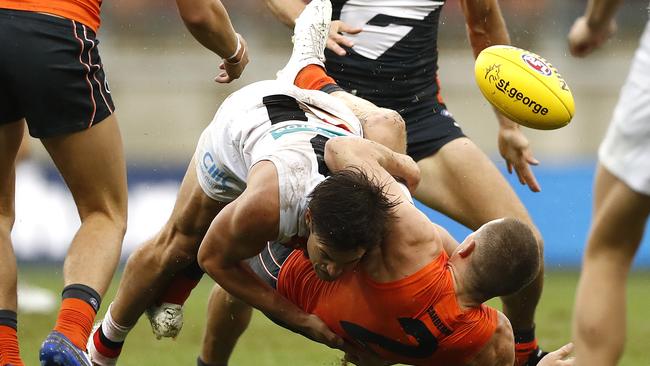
[326,0,446,107]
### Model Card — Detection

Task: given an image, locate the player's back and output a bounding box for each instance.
[277,249,497,366]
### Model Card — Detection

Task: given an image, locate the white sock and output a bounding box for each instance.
[100,303,133,343]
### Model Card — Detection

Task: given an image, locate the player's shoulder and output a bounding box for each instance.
[466,310,514,366]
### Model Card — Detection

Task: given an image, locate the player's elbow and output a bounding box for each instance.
[177,2,214,30]
[180,13,209,30]
[324,136,365,171]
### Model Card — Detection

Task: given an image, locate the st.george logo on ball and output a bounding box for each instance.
[474,45,574,130]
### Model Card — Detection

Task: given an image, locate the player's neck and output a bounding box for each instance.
[448,264,483,310]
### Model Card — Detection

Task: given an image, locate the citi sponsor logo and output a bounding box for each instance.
[202,152,231,187]
[521,54,552,76]
[495,79,549,115]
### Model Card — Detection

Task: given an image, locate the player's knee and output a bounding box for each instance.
[368,108,406,135]
[0,214,16,237]
[362,108,406,152]
[80,209,127,239]
[575,315,624,353]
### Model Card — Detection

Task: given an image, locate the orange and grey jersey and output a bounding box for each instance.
[326,0,446,108]
[194,80,362,244]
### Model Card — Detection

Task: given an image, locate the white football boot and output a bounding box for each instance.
[145,302,184,339]
[276,0,332,84]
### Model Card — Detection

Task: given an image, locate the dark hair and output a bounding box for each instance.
[467,218,540,299]
[308,168,399,251]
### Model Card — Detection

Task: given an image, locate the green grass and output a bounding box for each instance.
[15,267,650,365]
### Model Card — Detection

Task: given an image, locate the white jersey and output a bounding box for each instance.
[194,80,363,243]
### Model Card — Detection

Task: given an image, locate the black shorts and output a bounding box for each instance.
[398,100,466,162]
[246,242,294,289]
[0,9,115,138]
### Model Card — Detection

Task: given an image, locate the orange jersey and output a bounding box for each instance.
[277,251,498,366]
[0,0,101,31]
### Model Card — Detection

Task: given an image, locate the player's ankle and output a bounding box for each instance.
[99,303,132,343]
[295,65,338,90]
[53,284,101,350]
[0,312,24,366]
[513,326,539,366]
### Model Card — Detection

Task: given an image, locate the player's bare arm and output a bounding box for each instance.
[175,0,249,83]
[197,160,343,348]
[324,137,419,193]
[265,0,362,56]
[460,0,541,192]
[434,223,461,256]
[568,0,623,57]
[468,311,515,366]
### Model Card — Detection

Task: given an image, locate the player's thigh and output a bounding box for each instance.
[41,114,127,219]
[415,137,533,231]
[588,165,650,259]
[0,119,26,225]
[166,156,230,240]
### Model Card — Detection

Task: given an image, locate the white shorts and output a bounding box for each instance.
[598,21,650,196]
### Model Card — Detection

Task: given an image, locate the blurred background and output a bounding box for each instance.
[12,0,650,266]
[11,1,650,365]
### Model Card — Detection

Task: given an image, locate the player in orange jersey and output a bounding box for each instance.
[0,0,247,365]
[197,136,571,366]
[265,0,549,363]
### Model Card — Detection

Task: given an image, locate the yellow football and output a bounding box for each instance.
[474,45,574,130]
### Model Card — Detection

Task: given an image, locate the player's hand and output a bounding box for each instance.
[327,20,362,56]
[215,34,249,83]
[498,124,541,192]
[538,343,575,366]
[568,16,617,58]
[393,154,421,194]
[299,314,344,349]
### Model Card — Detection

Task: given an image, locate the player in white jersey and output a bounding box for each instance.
[569,1,650,365]
[88,76,417,364]
[194,79,364,239]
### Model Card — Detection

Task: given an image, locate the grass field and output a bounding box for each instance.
[15,267,650,366]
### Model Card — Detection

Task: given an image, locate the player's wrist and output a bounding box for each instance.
[225,34,244,64]
[585,14,612,33]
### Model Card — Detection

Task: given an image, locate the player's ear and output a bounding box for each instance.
[458,240,476,258]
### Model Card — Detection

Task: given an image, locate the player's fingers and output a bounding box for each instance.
[556,342,574,357]
[332,33,355,48]
[506,161,513,174]
[219,63,226,70]
[527,155,540,166]
[214,72,231,84]
[327,39,348,56]
[516,163,541,192]
[338,22,363,35]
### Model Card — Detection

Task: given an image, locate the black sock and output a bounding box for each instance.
[62,284,102,313]
[0,309,17,330]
